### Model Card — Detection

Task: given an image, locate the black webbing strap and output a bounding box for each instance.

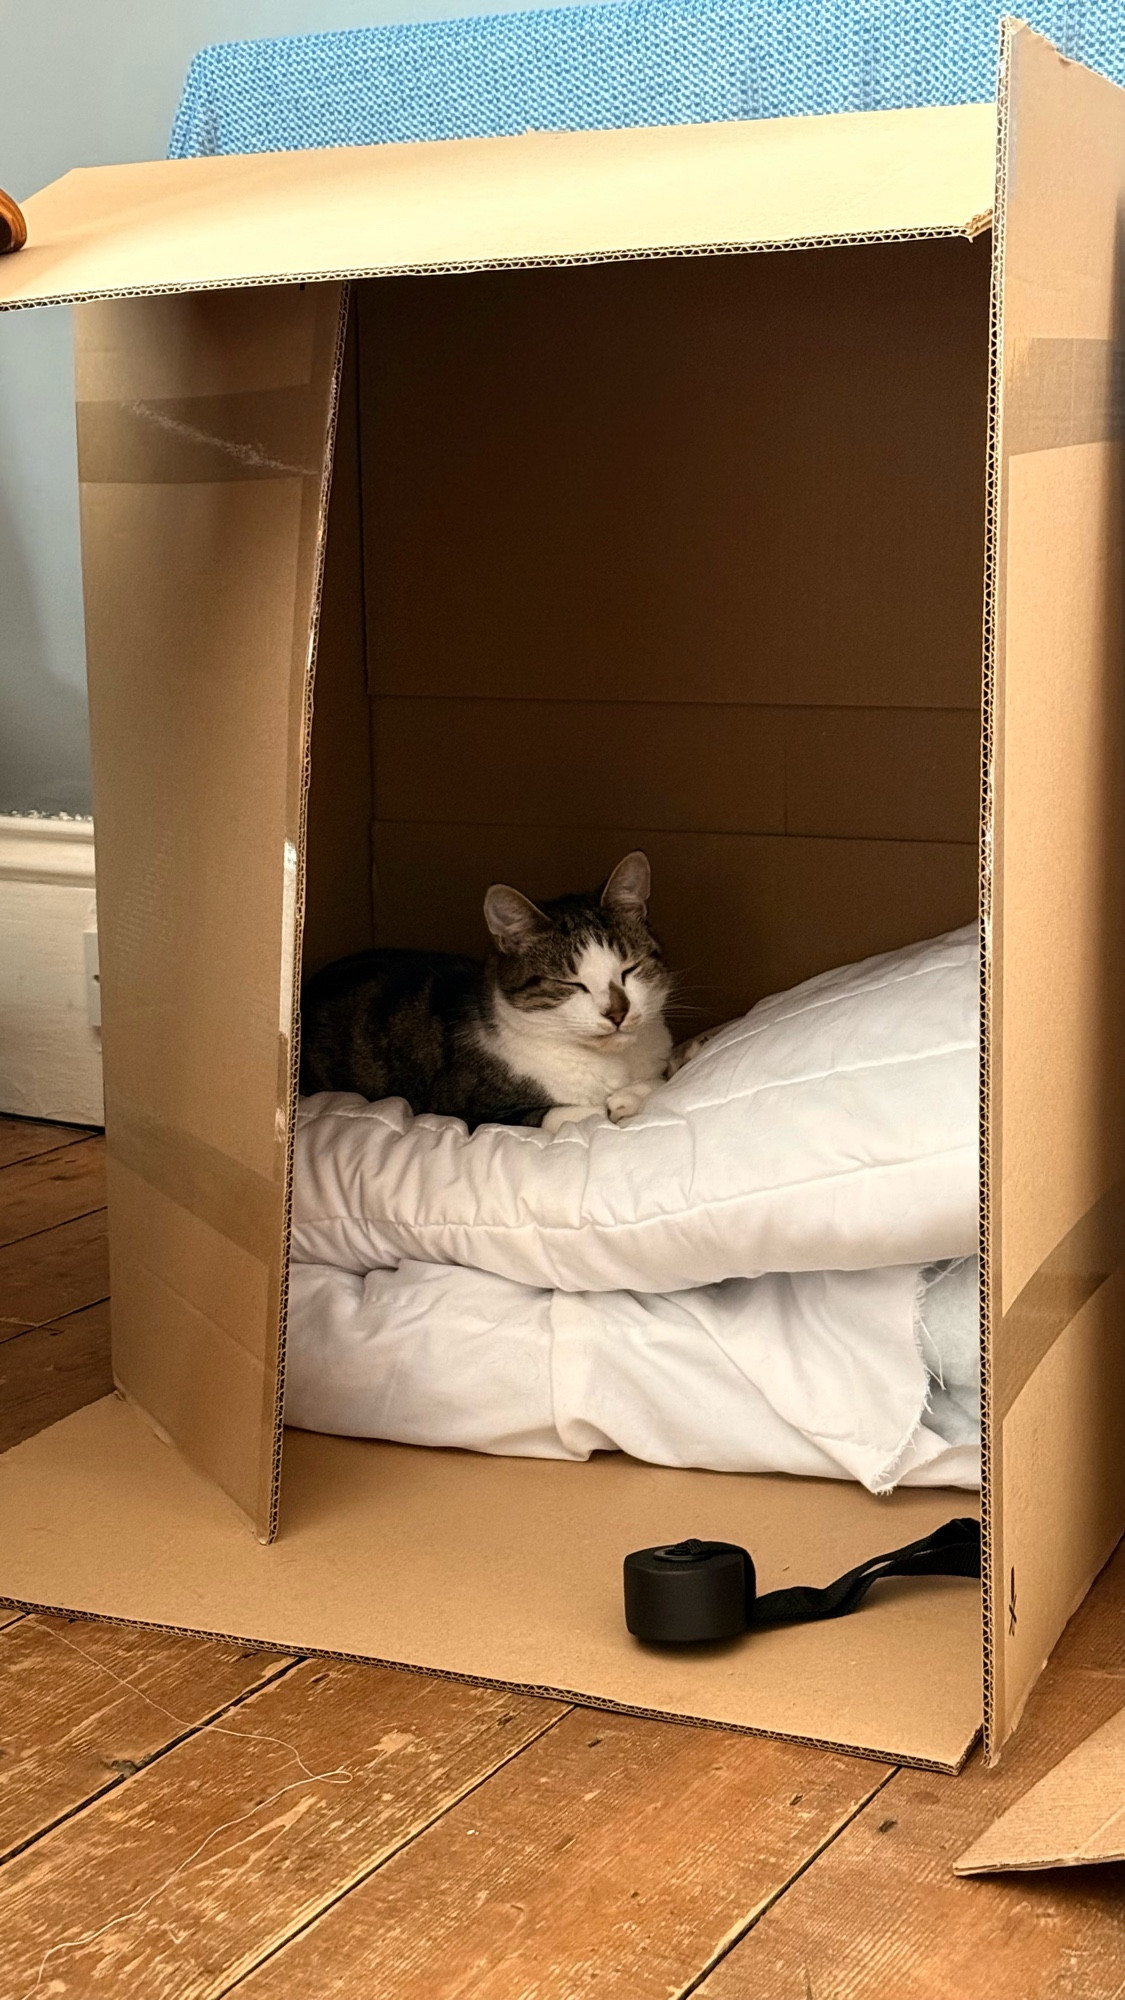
[623,1517,981,1644]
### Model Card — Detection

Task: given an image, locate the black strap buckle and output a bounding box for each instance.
[624,1517,981,1645]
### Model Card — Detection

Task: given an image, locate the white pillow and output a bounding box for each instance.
[292,924,979,1293]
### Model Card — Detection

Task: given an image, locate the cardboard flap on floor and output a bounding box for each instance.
[1,22,1123,1774]
[955,1705,1125,1872]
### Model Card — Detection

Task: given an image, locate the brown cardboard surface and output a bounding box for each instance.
[996,1268,1125,1751]
[955,1705,1125,1873]
[0,1396,983,1771]
[983,25,1125,1755]
[372,701,981,846]
[79,281,346,1533]
[353,236,986,1018]
[996,447,1125,1315]
[0,104,994,314]
[370,822,978,1024]
[993,1182,1125,1419]
[360,245,991,712]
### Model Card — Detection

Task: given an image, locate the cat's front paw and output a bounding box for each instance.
[607,1081,655,1124]
[542,1103,605,1134]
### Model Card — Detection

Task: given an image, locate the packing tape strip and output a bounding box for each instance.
[1004,336,1125,456]
[994,1177,1125,1418]
[108,1095,284,1266]
[76,387,326,485]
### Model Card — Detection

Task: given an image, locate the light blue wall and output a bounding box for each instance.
[0,0,598,812]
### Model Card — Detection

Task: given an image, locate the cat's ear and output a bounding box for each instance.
[484,884,551,954]
[601,851,651,917]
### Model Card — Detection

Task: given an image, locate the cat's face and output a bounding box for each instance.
[484,852,670,1044]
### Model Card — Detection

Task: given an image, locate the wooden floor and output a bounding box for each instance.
[1,1115,1124,1999]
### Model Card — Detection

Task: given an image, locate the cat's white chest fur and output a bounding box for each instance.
[486,1008,672,1127]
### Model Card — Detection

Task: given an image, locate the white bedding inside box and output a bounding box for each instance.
[286,1254,980,1490]
[295,245,989,1514]
[288,927,981,1489]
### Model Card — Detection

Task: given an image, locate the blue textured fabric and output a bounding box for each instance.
[168,0,1124,160]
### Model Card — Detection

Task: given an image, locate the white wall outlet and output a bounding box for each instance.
[83,926,101,1028]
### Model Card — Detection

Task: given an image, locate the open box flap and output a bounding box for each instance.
[956,1704,1125,1871]
[983,21,1125,1757]
[0,102,996,313]
[79,280,348,1536]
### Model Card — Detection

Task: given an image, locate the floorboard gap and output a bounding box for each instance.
[0,1652,305,1871]
[670,1764,901,2000]
[0,1204,109,1255]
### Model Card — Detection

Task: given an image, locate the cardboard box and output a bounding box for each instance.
[1,21,1122,1775]
[956,1704,1125,1872]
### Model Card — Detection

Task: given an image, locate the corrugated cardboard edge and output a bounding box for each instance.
[0,221,992,318]
[956,1703,1125,1870]
[0,1587,978,1775]
[270,282,353,1544]
[977,15,1016,1770]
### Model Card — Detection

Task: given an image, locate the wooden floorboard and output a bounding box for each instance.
[0,1661,568,2000]
[0,1119,96,1172]
[0,1112,1122,2000]
[0,1137,105,1252]
[0,1206,108,1338]
[0,1615,295,1864]
[230,1710,891,2000]
[0,1300,113,1452]
[694,1544,1125,2000]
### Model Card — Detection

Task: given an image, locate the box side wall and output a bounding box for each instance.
[344,240,990,1010]
[984,25,1125,1756]
[77,281,346,1533]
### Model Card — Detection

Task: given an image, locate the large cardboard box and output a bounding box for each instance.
[1,21,1122,1774]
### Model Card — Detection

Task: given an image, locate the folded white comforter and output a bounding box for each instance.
[287,926,981,1492]
[285,1254,981,1492]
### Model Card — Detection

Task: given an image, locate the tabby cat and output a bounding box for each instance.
[299,852,672,1132]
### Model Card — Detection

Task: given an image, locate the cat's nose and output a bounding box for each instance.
[603,984,629,1028]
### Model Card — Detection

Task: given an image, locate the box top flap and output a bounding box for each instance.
[0,101,996,311]
[956,1705,1125,1872]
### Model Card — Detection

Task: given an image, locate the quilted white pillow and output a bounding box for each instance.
[292,924,980,1292]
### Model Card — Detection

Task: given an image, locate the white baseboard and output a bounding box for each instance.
[0,816,104,1126]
